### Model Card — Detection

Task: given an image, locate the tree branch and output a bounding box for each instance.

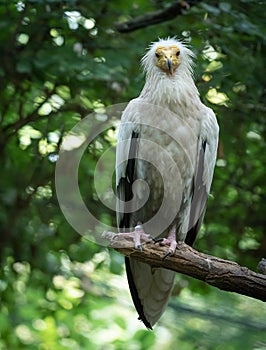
[104,233,266,302]
[114,1,201,33]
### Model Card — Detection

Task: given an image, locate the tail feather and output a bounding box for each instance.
[125,257,175,328]
[125,257,152,329]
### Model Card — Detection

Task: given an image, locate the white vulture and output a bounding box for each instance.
[115,38,219,329]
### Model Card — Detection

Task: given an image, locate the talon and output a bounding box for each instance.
[162,249,173,260]
[136,244,143,252]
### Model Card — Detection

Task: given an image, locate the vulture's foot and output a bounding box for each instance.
[156,226,177,260]
[132,224,152,251]
[113,224,152,252]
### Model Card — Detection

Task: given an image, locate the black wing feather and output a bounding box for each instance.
[117,131,138,229]
[185,139,208,247]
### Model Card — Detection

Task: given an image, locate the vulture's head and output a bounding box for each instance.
[141,37,194,78]
[155,45,181,75]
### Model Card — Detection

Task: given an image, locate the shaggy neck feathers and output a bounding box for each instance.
[140,69,199,108]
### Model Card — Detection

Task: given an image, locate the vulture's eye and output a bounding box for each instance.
[155,52,160,58]
[176,51,180,57]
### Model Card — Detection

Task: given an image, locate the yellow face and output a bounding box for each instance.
[155,45,181,76]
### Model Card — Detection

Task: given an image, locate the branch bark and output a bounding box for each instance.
[114,1,201,33]
[104,233,266,302]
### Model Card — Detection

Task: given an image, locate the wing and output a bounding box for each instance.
[116,107,154,329]
[115,102,176,330]
[186,109,219,246]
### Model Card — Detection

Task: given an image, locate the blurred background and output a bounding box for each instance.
[0,0,265,349]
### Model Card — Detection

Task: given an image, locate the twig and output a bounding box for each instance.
[114,1,200,33]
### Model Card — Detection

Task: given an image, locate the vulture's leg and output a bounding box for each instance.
[115,223,152,251]
[158,225,177,259]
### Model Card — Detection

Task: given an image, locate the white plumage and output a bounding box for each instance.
[116,38,219,329]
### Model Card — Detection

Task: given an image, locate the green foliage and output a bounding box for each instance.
[0,0,265,349]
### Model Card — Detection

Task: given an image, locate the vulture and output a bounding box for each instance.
[115,38,219,329]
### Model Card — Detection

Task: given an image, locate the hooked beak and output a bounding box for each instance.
[167,58,174,75]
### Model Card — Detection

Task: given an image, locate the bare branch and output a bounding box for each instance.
[114,1,201,33]
[104,233,266,302]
